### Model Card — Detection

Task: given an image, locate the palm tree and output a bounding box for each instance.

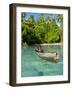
[56,15,63,30]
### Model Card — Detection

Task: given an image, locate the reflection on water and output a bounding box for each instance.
[21,45,63,77]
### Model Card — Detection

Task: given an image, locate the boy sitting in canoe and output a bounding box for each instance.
[34,44,44,53]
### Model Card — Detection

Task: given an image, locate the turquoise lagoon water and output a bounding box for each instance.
[21,45,63,77]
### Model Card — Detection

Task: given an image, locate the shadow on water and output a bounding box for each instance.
[38,71,44,76]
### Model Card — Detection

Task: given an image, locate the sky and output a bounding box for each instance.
[22,12,63,21]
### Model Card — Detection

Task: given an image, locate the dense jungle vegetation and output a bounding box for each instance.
[21,13,63,46]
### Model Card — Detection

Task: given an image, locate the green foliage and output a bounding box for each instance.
[44,31,59,43]
[21,13,63,45]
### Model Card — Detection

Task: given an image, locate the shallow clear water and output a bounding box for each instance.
[21,45,63,77]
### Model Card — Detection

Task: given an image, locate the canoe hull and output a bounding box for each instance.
[37,52,59,63]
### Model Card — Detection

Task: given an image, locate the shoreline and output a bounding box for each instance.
[40,43,63,46]
[22,43,63,48]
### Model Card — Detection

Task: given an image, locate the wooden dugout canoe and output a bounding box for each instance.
[37,52,59,62]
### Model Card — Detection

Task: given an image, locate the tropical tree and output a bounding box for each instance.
[56,15,63,42]
[21,13,63,46]
[56,15,63,29]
